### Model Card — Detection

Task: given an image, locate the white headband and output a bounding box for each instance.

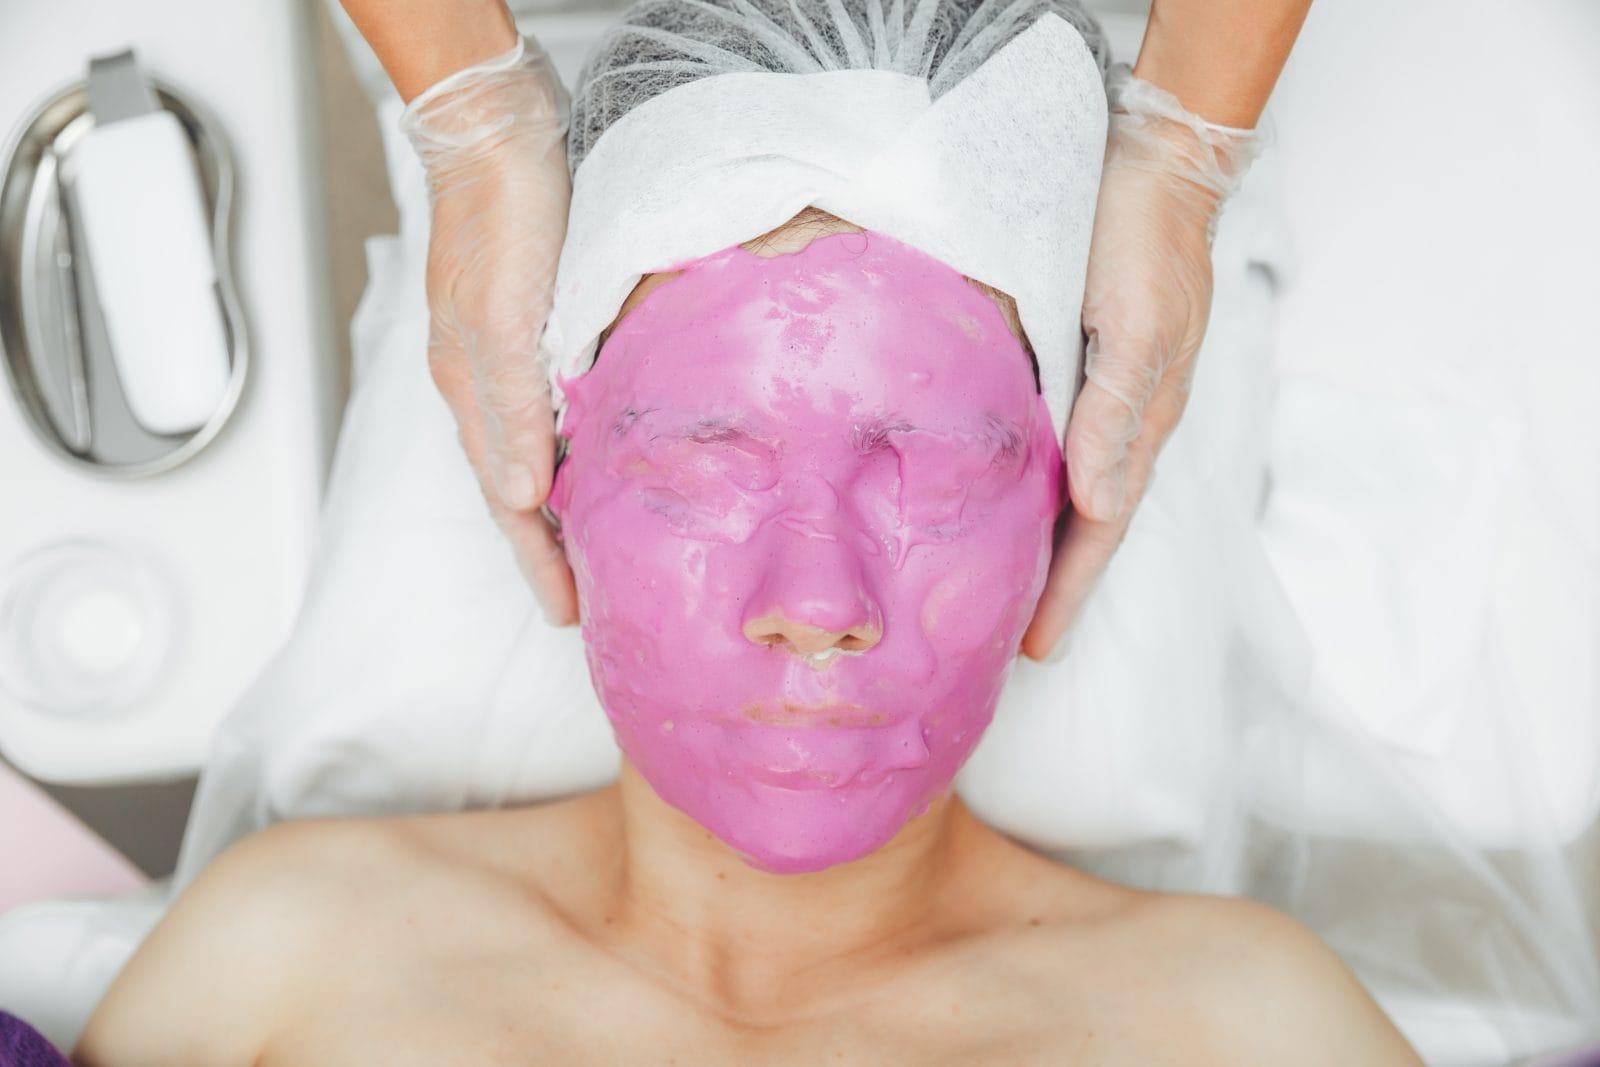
[541,13,1107,441]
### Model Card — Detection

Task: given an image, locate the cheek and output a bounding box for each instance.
[567,488,695,617]
[908,458,1061,658]
[911,513,1051,657]
[561,470,758,678]
[555,455,654,613]
[918,563,1016,655]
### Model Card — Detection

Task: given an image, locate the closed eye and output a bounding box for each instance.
[851,419,914,455]
[612,407,649,437]
[649,419,781,483]
[984,414,1024,461]
[852,415,1023,465]
[642,417,759,448]
[687,423,752,445]
[681,422,778,461]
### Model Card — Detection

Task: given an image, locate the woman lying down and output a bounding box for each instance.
[77,2,1422,1065]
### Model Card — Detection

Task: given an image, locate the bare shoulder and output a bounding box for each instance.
[1132,893,1424,1066]
[76,799,613,1065]
[977,859,1426,1066]
[75,816,428,1067]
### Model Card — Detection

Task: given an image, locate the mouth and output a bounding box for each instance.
[719,713,933,793]
[737,701,889,728]
[743,763,865,791]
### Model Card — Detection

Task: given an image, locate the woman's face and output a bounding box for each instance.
[549,229,1061,874]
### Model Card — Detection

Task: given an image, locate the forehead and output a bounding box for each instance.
[593,231,1037,432]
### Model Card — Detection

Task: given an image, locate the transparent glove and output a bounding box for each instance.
[1023,64,1264,661]
[401,37,577,624]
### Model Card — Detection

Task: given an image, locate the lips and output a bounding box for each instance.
[736,701,888,728]
[720,717,932,792]
[744,763,861,790]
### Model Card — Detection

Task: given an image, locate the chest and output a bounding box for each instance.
[258,957,1207,1067]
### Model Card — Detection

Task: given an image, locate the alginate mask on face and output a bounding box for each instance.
[549,230,1062,874]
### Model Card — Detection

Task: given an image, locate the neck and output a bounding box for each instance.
[597,761,975,1017]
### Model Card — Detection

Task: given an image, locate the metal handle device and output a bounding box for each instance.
[0,49,248,477]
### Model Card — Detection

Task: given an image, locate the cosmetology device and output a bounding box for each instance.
[0,0,335,784]
[0,50,244,474]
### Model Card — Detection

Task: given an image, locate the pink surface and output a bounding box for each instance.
[550,231,1061,873]
[0,762,146,916]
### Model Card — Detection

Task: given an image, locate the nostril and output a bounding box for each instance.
[835,627,881,653]
[741,614,880,656]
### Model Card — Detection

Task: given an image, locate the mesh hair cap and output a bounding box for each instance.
[569,0,1110,175]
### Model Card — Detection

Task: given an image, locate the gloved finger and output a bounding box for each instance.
[496,500,579,628]
[1018,500,1126,663]
[1021,392,1169,663]
[432,178,561,514]
[1141,355,1197,457]
[424,310,469,408]
[430,331,577,626]
[1064,377,1140,524]
[468,337,557,514]
[1062,329,1203,521]
[1064,333,1162,522]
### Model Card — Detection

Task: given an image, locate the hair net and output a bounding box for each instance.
[567,0,1110,176]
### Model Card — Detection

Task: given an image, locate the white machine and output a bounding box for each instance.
[0,0,337,783]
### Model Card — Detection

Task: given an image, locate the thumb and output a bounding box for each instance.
[472,346,557,513]
[1065,331,1157,522]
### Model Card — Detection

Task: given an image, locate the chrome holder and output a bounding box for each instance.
[0,51,249,478]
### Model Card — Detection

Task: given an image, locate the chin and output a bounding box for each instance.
[671,765,949,876]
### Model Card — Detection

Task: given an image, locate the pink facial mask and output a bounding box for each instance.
[549,230,1062,874]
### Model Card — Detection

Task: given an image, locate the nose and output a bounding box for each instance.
[740,527,884,658]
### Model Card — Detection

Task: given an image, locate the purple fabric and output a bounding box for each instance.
[0,1013,70,1067]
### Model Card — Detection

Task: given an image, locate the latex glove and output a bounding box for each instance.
[1022,65,1264,661]
[401,37,578,625]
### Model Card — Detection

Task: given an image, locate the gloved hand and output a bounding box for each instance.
[1022,65,1263,661]
[401,37,578,625]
